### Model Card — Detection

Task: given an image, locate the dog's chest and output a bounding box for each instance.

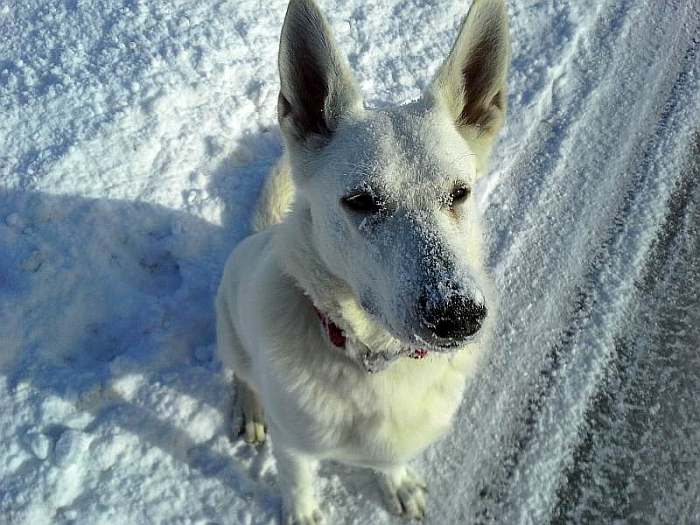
[283,354,472,465]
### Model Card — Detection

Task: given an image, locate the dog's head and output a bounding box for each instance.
[278,0,509,350]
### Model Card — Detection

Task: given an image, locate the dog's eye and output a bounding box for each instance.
[448,185,471,208]
[341,192,383,214]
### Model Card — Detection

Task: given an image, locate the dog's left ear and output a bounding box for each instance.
[426,0,510,145]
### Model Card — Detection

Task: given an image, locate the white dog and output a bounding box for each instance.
[216,0,510,522]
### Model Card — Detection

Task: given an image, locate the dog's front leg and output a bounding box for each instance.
[274,446,323,525]
[376,465,427,520]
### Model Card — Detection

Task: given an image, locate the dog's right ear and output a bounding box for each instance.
[278,0,361,147]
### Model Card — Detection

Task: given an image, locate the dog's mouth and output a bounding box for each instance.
[335,304,481,373]
[360,297,479,355]
[391,326,481,359]
[408,334,475,353]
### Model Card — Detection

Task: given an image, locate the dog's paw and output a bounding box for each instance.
[241,412,266,445]
[378,467,427,521]
[283,503,325,525]
[232,380,267,445]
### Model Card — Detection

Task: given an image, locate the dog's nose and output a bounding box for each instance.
[419,294,487,341]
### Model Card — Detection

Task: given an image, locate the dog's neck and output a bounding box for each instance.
[273,205,404,359]
[273,206,365,326]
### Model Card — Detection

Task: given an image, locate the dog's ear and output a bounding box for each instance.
[426,0,510,142]
[277,0,361,146]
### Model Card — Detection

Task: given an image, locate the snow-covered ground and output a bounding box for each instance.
[1,0,698,523]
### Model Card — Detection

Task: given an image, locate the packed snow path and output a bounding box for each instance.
[1,0,698,523]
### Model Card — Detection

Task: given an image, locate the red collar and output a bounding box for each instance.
[313,306,428,359]
[313,306,347,348]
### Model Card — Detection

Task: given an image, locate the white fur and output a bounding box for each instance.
[216,0,510,522]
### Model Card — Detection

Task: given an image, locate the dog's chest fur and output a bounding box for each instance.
[332,354,475,466]
[260,289,479,466]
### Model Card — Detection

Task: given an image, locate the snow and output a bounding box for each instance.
[1,0,698,523]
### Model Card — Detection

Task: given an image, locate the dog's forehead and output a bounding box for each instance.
[331,105,476,198]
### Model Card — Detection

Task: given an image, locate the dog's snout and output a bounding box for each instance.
[419,293,487,342]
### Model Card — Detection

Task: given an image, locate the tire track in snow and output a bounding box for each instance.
[470,1,700,522]
[552,28,700,523]
[553,137,700,524]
